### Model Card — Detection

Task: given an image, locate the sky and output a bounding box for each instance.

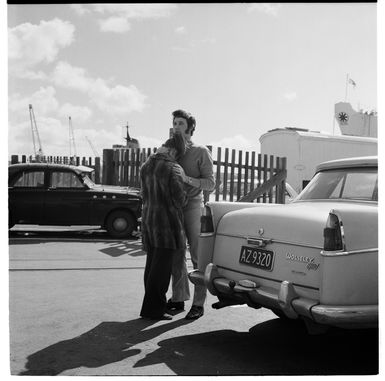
[6,2,378,159]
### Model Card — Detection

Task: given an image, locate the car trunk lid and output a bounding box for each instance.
[213,202,337,298]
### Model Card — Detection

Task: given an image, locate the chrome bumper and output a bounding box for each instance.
[188,264,378,328]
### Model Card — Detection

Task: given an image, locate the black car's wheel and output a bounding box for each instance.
[105,210,136,238]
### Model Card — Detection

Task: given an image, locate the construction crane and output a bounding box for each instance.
[68,116,77,159]
[29,104,44,160]
[85,136,100,157]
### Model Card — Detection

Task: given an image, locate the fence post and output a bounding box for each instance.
[236,150,243,200]
[113,150,120,186]
[215,147,221,201]
[103,149,115,185]
[94,157,101,184]
[222,148,229,201]
[280,157,287,204]
[229,149,236,201]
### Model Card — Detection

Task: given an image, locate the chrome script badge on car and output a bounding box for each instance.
[285,252,320,271]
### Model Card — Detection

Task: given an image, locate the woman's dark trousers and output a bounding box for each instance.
[140,246,174,318]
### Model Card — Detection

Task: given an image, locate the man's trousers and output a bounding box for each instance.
[171,202,207,307]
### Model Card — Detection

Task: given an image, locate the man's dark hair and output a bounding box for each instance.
[163,133,186,160]
[172,109,196,136]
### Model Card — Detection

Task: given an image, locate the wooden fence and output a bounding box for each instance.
[103,147,287,203]
[10,154,102,184]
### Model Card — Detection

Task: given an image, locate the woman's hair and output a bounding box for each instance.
[163,133,186,159]
[172,109,196,136]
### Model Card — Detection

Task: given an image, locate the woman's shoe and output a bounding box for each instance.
[166,299,185,312]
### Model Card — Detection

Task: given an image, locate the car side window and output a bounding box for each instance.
[12,171,45,188]
[51,171,84,188]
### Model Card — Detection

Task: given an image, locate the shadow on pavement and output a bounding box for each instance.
[19,317,192,376]
[9,229,141,245]
[134,318,378,376]
[99,241,145,258]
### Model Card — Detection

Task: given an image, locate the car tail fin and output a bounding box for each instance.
[323,212,344,251]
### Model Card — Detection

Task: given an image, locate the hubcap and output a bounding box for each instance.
[113,217,128,231]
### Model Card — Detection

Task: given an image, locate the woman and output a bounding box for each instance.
[139,133,187,320]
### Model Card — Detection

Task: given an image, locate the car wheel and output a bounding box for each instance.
[106,210,136,238]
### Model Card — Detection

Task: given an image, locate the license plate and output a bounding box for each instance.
[239,246,274,271]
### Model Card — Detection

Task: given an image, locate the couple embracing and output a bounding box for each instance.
[140,109,215,321]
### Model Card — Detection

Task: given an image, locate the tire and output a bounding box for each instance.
[105,210,136,238]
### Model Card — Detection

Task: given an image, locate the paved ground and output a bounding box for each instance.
[7,226,380,376]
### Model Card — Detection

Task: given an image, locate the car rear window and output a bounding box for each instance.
[297,168,378,201]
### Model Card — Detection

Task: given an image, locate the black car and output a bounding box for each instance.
[8,163,142,238]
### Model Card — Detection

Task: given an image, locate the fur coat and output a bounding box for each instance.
[140,152,187,250]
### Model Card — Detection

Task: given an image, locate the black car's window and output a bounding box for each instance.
[12,170,45,188]
[51,171,84,188]
[298,168,378,201]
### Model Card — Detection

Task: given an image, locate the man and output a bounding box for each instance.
[167,109,215,320]
[140,135,187,320]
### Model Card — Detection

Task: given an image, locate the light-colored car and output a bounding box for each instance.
[189,156,378,333]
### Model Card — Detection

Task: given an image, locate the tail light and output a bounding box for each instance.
[323,212,343,251]
[200,204,214,233]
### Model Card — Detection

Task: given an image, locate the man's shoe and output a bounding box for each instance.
[166,299,185,312]
[185,305,204,320]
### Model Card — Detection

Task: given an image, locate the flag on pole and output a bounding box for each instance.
[348,78,356,88]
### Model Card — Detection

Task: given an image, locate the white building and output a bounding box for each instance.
[260,127,377,193]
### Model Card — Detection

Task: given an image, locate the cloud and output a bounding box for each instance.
[136,135,163,149]
[88,4,178,33]
[8,18,75,77]
[208,134,258,153]
[58,103,92,123]
[52,61,91,92]
[89,80,147,114]
[283,92,298,102]
[92,4,178,19]
[8,116,67,157]
[9,86,59,116]
[70,4,91,16]
[51,61,147,115]
[175,26,186,34]
[99,17,131,33]
[247,3,282,17]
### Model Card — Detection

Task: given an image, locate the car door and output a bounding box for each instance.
[44,169,91,225]
[9,168,46,224]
